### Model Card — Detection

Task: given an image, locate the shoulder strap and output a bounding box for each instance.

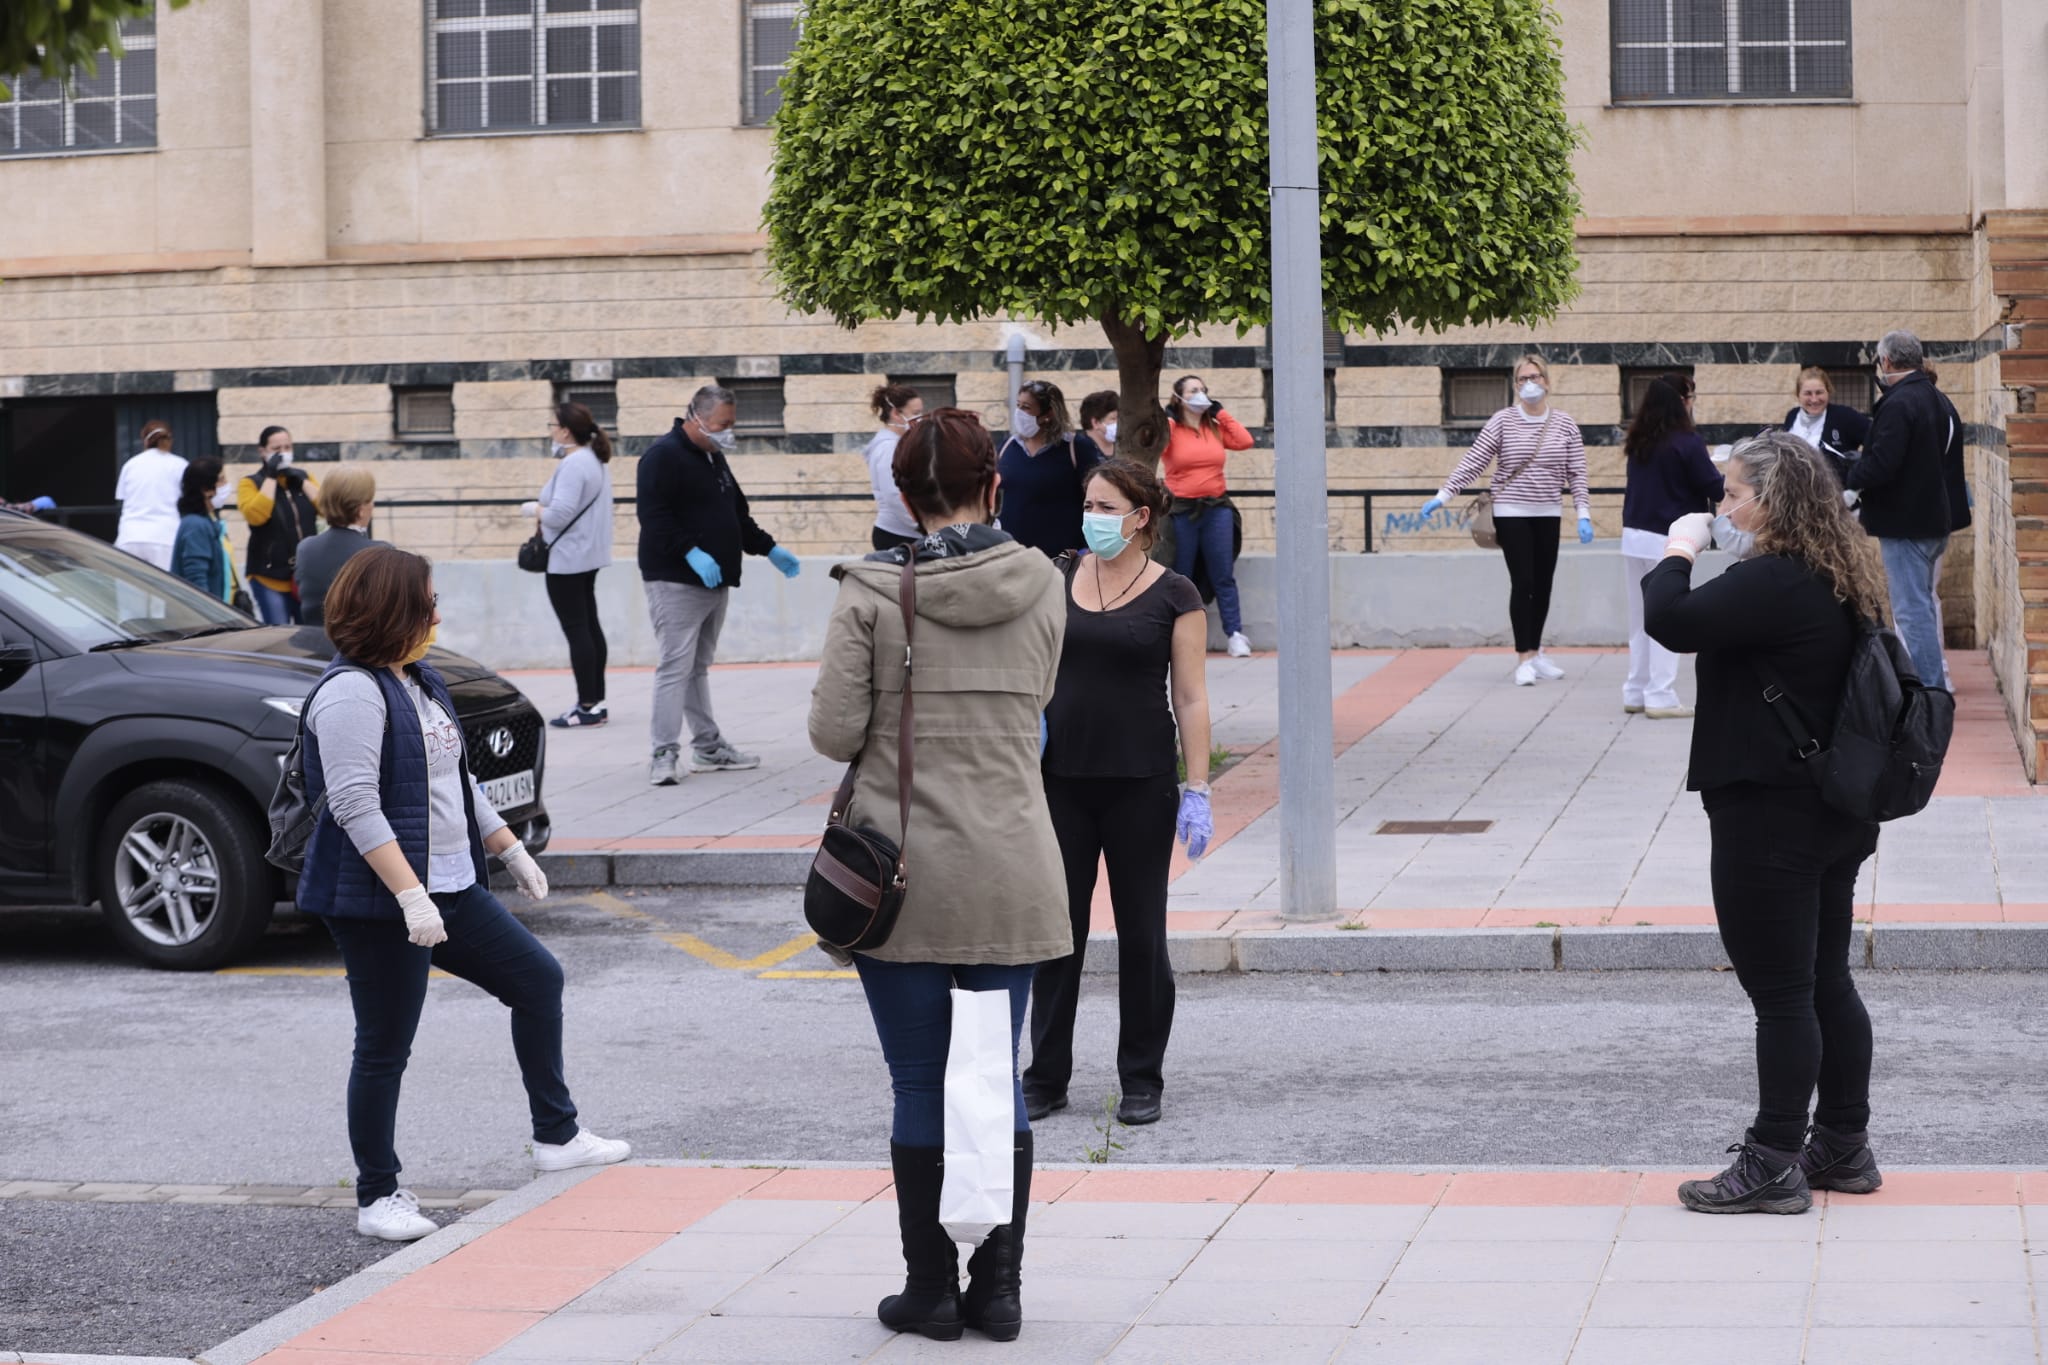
[827,543,919,881]
[1491,410,1557,490]
[1751,653,1824,761]
[542,487,601,549]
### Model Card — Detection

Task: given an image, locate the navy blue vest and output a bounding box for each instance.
[297,658,489,920]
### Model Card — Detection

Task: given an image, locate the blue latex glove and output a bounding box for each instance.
[685,546,722,588]
[1419,496,1445,519]
[1176,789,1214,862]
[29,496,56,512]
[1038,713,1048,754]
[1577,514,1594,545]
[768,545,801,579]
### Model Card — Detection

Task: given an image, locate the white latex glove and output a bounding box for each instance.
[518,500,540,518]
[1666,512,1713,557]
[500,841,548,900]
[1842,489,1860,509]
[396,884,446,947]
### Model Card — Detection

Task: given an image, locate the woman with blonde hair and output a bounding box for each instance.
[1421,353,1591,685]
[1781,367,1870,477]
[1646,431,1892,1215]
[297,464,378,628]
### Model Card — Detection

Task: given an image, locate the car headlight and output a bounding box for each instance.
[264,696,305,718]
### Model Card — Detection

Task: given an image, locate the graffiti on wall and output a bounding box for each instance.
[1381,504,1474,541]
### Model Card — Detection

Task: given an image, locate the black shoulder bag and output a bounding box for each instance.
[803,547,919,951]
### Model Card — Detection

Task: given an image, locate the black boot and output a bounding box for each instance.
[1801,1122,1883,1194]
[877,1142,963,1340]
[962,1132,1031,1341]
[1677,1130,1813,1215]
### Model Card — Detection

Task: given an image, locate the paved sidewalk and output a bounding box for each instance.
[167,1161,2048,1365]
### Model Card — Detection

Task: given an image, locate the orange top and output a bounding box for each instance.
[1160,409,1254,499]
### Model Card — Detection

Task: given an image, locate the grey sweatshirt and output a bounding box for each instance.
[538,446,615,575]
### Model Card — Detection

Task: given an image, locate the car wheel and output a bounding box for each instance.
[97,779,274,970]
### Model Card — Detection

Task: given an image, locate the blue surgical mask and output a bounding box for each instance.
[1712,494,1759,559]
[1082,510,1134,560]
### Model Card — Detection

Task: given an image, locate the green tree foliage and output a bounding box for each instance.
[765,0,1580,462]
[0,1,189,99]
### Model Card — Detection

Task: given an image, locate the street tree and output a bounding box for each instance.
[764,0,1580,464]
[1,0,189,98]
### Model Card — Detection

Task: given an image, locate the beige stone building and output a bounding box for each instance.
[2,0,2047,767]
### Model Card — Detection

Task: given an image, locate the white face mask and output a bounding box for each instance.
[1104,421,1118,443]
[1712,493,1760,559]
[1181,391,1211,411]
[1517,380,1546,403]
[706,426,737,451]
[1011,407,1040,439]
[550,441,567,457]
[272,448,294,467]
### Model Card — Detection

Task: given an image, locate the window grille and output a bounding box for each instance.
[1444,369,1511,426]
[1822,366,1874,414]
[888,374,956,413]
[720,377,785,436]
[1622,366,1696,419]
[395,386,457,438]
[1262,369,1337,424]
[0,18,156,157]
[1612,0,1851,103]
[427,0,639,136]
[554,380,618,432]
[1323,321,1346,369]
[742,1,801,125]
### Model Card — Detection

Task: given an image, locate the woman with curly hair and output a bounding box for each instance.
[1646,431,1893,1216]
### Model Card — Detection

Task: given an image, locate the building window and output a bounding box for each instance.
[742,1,801,126]
[1612,0,1851,103]
[1820,365,1874,414]
[888,374,956,413]
[427,0,640,137]
[1443,369,1510,427]
[1262,369,1337,424]
[1622,366,1696,419]
[554,380,618,433]
[720,377,785,436]
[395,386,457,439]
[0,18,156,158]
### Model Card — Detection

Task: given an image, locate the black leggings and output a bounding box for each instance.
[1025,773,1179,1100]
[1705,783,1880,1151]
[1495,516,1560,654]
[545,569,607,707]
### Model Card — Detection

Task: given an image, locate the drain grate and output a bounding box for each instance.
[1374,820,1494,835]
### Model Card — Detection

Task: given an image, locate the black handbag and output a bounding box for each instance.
[517,492,599,574]
[804,546,918,952]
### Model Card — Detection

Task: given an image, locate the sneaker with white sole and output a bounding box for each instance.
[550,704,608,729]
[1645,704,1696,720]
[1513,660,1538,687]
[533,1128,632,1172]
[1623,700,1646,714]
[1531,654,1565,680]
[690,741,761,772]
[1226,632,1252,658]
[649,744,681,786]
[357,1189,438,1242]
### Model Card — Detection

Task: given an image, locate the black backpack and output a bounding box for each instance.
[1755,620,1955,823]
[265,665,374,874]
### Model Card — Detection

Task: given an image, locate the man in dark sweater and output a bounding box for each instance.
[637,384,802,786]
[1842,330,1969,688]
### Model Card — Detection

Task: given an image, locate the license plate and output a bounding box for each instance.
[482,769,535,810]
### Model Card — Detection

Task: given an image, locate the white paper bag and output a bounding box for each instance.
[939,987,1015,1246]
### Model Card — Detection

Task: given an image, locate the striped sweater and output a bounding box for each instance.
[1436,406,1590,517]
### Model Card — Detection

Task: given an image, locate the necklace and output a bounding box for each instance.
[1092,554,1147,611]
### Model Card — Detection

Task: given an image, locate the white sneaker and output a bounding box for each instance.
[1513,660,1538,687]
[1645,704,1696,720]
[357,1189,437,1242]
[1531,654,1565,680]
[1226,632,1253,658]
[533,1128,632,1172]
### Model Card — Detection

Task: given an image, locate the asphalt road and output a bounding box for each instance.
[6,887,2048,1356]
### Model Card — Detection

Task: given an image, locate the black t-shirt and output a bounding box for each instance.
[1042,558,1205,779]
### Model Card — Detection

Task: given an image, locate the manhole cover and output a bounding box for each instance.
[1374,820,1494,835]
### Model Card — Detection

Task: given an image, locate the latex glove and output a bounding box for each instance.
[1176,788,1214,862]
[396,884,446,947]
[1667,512,1713,557]
[1577,514,1594,545]
[1419,496,1446,519]
[1842,489,1861,509]
[768,545,801,579]
[685,546,723,588]
[1038,713,1048,755]
[28,496,55,512]
[258,454,284,483]
[499,840,548,900]
[518,500,540,518]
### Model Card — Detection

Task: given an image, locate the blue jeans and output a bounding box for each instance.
[854,957,1035,1146]
[1879,536,1948,687]
[321,883,579,1205]
[1171,505,1241,636]
[250,579,299,625]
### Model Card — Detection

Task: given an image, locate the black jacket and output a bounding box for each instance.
[1843,371,1969,540]
[1643,553,1856,793]
[1781,403,1871,480]
[636,419,777,588]
[295,526,373,627]
[242,470,319,584]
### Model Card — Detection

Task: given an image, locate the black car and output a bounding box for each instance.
[0,510,550,969]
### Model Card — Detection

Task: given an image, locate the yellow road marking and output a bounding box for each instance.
[216,967,453,979]
[659,930,820,972]
[757,969,859,980]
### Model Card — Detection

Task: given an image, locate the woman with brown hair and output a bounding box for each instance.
[996,378,1100,557]
[301,544,629,1243]
[1025,458,1213,1130]
[114,419,188,571]
[863,382,926,551]
[1160,374,1256,656]
[1647,431,1892,1214]
[531,402,616,728]
[809,407,1070,1342]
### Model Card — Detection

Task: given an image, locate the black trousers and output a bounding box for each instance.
[1025,773,1179,1100]
[545,569,607,706]
[1705,783,1880,1151]
[1494,515,1560,654]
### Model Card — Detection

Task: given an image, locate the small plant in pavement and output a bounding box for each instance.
[1083,1094,1127,1165]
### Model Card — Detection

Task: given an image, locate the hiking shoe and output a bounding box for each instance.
[1678,1132,1813,1215]
[357,1189,437,1242]
[1116,1093,1162,1126]
[550,704,608,729]
[649,745,681,786]
[1226,632,1252,658]
[691,741,761,772]
[1023,1090,1068,1122]
[533,1128,632,1172]
[1532,653,1566,680]
[1801,1123,1883,1194]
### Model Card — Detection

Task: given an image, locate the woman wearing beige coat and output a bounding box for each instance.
[809,408,1070,1345]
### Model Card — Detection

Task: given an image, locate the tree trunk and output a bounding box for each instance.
[1101,313,1170,470]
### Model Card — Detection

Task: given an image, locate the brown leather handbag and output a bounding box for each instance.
[804,546,918,952]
